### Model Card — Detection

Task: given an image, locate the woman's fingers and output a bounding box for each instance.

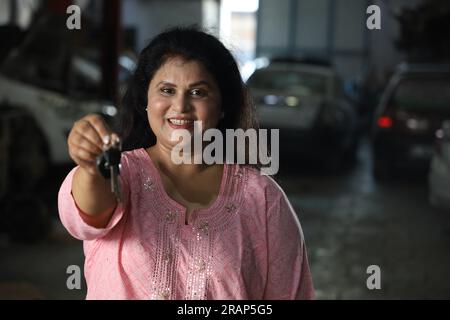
[69,130,103,155]
[72,119,103,149]
[83,114,113,145]
[75,158,99,175]
[68,114,119,172]
[69,143,97,161]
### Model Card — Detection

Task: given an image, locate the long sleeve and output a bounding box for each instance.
[57,159,130,241]
[263,183,315,300]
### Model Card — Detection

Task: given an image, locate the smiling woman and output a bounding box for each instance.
[146,56,222,149]
[58,26,315,300]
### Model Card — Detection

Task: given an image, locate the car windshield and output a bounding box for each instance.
[248,69,328,96]
[393,77,450,111]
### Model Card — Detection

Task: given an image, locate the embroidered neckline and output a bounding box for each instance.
[136,148,246,230]
[121,148,252,300]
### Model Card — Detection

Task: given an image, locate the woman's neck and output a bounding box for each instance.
[147,143,210,178]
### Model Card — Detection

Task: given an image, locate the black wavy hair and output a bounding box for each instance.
[119,25,257,152]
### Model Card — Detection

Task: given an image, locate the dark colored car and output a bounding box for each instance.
[246,60,359,170]
[372,63,450,181]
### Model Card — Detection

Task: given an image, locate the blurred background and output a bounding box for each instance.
[1,0,450,299]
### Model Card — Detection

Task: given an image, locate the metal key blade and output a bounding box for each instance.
[110,165,122,202]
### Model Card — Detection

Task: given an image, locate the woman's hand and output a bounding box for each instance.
[68,114,120,221]
[68,114,115,176]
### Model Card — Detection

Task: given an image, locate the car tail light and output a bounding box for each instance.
[377,116,393,129]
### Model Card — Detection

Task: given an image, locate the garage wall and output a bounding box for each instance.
[295,0,328,52]
[256,0,290,51]
[122,0,203,51]
[256,0,427,82]
[332,0,367,79]
[256,0,369,79]
[123,0,424,82]
[0,0,42,29]
[0,1,9,25]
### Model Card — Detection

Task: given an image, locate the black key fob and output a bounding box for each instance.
[96,147,121,179]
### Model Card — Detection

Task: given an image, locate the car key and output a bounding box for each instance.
[107,145,122,202]
[96,136,122,202]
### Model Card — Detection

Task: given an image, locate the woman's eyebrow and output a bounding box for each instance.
[156,80,211,88]
[188,80,211,88]
[157,81,176,87]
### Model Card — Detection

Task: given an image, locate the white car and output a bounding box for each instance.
[0,69,117,165]
[429,120,450,209]
[0,14,135,192]
[0,15,133,167]
[246,59,359,168]
[0,15,133,242]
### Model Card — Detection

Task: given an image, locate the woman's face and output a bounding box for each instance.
[147,55,222,150]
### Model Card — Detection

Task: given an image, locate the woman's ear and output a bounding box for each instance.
[220,111,225,119]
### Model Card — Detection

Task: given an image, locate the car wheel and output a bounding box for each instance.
[9,113,49,192]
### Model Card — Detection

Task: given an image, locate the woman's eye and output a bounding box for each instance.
[190,89,206,97]
[160,87,174,95]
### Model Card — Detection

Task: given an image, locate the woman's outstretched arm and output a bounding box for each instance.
[68,114,118,226]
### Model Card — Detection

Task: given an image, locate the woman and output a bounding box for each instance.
[58,26,314,299]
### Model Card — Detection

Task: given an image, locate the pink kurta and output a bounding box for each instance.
[58,148,315,300]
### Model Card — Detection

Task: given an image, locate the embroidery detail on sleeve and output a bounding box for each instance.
[225,203,236,213]
[143,176,155,191]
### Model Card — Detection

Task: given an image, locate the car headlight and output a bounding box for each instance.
[285,96,299,107]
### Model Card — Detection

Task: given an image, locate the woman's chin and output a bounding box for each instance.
[162,134,195,149]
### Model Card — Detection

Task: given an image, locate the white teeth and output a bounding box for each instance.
[169,119,193,125]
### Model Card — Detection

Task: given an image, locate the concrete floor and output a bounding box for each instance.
[1,140,450,299]
[277,140,450,299]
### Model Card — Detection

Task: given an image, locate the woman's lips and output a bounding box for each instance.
[167,118,195,129]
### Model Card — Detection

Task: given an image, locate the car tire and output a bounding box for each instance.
[9,113,49,192]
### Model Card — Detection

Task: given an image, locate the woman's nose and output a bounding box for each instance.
[172,94,191,113]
